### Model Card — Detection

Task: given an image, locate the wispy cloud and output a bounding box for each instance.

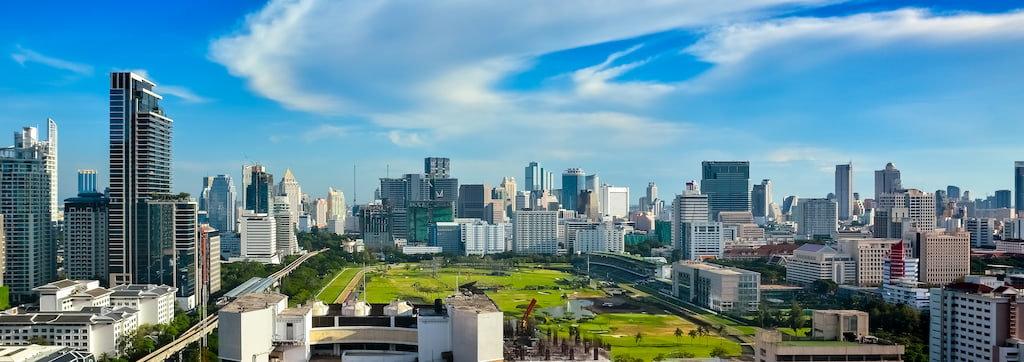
[11,46,93,75]
[159,85,212,103]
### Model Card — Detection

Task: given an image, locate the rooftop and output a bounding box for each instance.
[221,293,288,313]
[447,294,500,313]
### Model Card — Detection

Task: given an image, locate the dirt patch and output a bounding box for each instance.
[581,296,651,314]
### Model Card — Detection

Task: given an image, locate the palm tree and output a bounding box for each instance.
[635,331,643,345]
[688,329,698,344]
[674,328,683,345]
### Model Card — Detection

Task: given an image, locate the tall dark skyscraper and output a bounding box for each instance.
[561,168,585,211]
[525,162,540,192]
[242,165,273,214]
[835,163,853,220]
[108,72,173,286]
[995,189,1012,209]
[1016,162,1024,212]
[201,174,237,232]
[751,179,771,221]
[947,185,961,201]
[874,162,902,200]
[700,161,750,219]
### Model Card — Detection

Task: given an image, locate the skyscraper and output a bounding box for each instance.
[201,175,237,233]
[995,189,1012,209]
[327,187,346,234]
[43,119,57,224]
[797,198,837,237]
[500,177,517,212]
[1,125,57,301]
[751,179,771,222]
[524,162,540,191]
[874,189,936,238]
[242,165,274,214]
[561,168,585,212]
[424,157,450,178]
[137,195,199,308]
[701,161,751,219]
[278,169,302,227]
[64,170,110,284]
[512,210,558,255]
[946,185,961,201]
[109,72,173,286]
[457,184,490,219]
[835,163,853,220]
[874,163,902,200]
[1016,162,1024,212]
[672,181,722,259]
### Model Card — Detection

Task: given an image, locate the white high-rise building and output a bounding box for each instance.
[278,169,303,227]
[1,125,57,301]
[672,181,720,259]
[512,211,558,255]
[797,198,837,237]
[461,220,506,255]
[599,185,629,218]
[966,217,996,248]
[327,187,346,234]
[273,196,297,256]
[576,221,628,253]
[875,189,936,238]
[238,211,279,264]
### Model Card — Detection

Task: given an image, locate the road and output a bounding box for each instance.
[137,248,328,362]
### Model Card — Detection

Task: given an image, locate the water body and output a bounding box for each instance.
[541,299,595,318]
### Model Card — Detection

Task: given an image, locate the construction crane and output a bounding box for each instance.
[521,298,538,328]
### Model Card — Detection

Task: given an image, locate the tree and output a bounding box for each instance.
[634,331,643,345]
[812,279,839,295]
[709,346,729,357]
[688,329,698,343]
[789,301,806,336]
[674,327,683,345]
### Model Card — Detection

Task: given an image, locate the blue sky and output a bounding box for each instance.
[3,0,1024,206]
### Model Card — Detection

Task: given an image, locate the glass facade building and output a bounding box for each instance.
[700,161,750,219]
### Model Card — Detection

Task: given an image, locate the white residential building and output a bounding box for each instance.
[966,217,996,248]
[512,211,558,254]
[599,185,629,218]
[273,196,298,256]
[679,222,725,260]
[34,280,175,326]
[0,307,138,357]
[461,221,507,255]
[576,222,628,254]
[107,284,177,326]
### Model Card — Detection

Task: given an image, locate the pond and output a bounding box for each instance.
[540,299,595,318]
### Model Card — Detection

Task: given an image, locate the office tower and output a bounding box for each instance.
[201,175,236,233]
[41,119,57,224]
[359,204,392,249]
[934,190,947,216]
[797,198,838,237]
[512,210,558,254]
[1017,162,1024,212]
[913,230,970,284]
[1,125,57,301]
[500,177,517,213]
[542,170,554,192]
[238,211,279,264]
[835,163,853,220]
[966,218,995,248]
[946,185,961,201]
[787,244,857,285]
[273,196,298,255]
[835,238,900,286]
[242,165,274,214]
[524,162,540,191]
[585,174,599,191]
[874,189,936,238]
[327,187,346,234]
[313,198,327,228]
[701,161,751,219]
[198,225,221,294]
[647,182,658,205]
[782,196,799,216]
[277,169,302,227]
[64,170,110,284]
[461,220,506,255]
[672,182,722,259]
[929,277,1024,362]
[424,157,450,178]
[457,184,490,219]
[873,162,902,200]
[995,189,1012,209]
[137,195,199,309]
[751,179,771,222]
[380,176,414,239]
[561,168,585,211]
[409,200,455,242]
[109,72,173,286]
[599,185,629,218]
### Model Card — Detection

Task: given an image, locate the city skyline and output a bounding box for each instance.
[4,1,1024,205]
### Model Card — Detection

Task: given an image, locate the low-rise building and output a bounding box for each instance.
[108,284,177,325]
[786,244,856,285]
[755,310,904,362]
[672,261,760,314]
[34,280,111,312]
[34,280,175,326]
[0,307,139,356]
[0,345,93,362]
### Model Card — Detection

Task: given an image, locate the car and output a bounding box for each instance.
[602,302,614,307]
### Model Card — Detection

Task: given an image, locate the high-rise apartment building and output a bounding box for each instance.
[835,163,853,220]
[1,124,57,301]
[671,182,722,259]
[929,277,1024,362]
[512,211,558,255]
[137,195,199,309]
[751,179,771,222]
[966,218,996,248]
[836,238,900,286]
[701,161,751,219]
[576,222,627,254]
[797,198,837,238]
[561,168,585,212]
[64,170,110,284]
[874,189,936,238]
[198,225,221,295]
[108,72,173,286]
[238,211,279,264]
[461,220,507,256]
[200,174,236,233]
[273,196,298,256]
[326,187,346,234]
[42,119,57,224]
[874,162,902,200]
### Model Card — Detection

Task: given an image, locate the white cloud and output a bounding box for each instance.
[11,46,93,75]
[159,85,212,103]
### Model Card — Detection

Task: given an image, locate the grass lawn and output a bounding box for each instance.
[780,327,811,337]
[363,265,602,316]
[316,268,363,303]
[541,313,742,361]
